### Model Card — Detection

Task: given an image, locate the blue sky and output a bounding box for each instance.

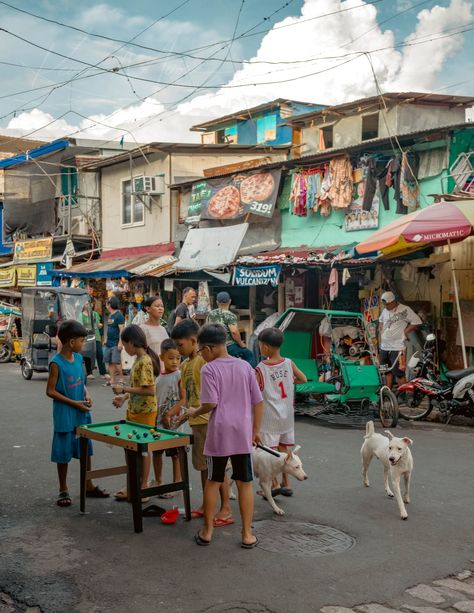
[0,0,472,142]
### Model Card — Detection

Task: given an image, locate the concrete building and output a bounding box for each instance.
[288,93,474,158]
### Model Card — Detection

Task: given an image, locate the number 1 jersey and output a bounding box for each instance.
[256,358,294,435]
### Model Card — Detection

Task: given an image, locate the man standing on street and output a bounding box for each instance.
[167,287,196,333]
[207,292,256,368]
[378,291,421,389]
[103,297,125,386]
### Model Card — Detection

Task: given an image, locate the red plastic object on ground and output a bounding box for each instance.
[161,508,179,524]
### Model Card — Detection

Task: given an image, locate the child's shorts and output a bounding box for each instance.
[51,431,92,464]
[207,454,253,483]
[191,424,208,471]
[260,430,295,449]
[127,411,157,427]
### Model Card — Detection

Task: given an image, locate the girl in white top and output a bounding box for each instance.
[256,327,307,496]
[139,296,169,356]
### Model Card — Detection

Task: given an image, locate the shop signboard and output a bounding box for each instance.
[36,262,54,286]
[0,266,16,288]
[187,169,282,224]
[16,265,37,286]
[234,264,281,287]
[13,237,53,263]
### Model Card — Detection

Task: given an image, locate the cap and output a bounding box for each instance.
[381,291,396,304]
[216,291,231,304]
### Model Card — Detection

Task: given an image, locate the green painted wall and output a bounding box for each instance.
[280,171,448,250]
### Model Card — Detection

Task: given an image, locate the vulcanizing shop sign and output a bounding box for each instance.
[13,238,53,263]
[234,264,281,287]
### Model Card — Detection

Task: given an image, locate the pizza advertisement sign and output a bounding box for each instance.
[187,169,281,223]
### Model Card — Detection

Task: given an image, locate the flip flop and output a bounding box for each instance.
[241,537,259,549]
[257,488,281,500]
[191,510,204,519]
[280,488,293,497]
[157,492,175,499]
[194,531,211,546]
[86,486,110,498]
[114,488,128,501]
[56,491,71,507]
[213,517,235,528]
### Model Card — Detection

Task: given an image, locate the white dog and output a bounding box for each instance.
[360,421,414,520]
[229,445,308,515]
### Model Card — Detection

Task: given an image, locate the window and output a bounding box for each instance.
[121,178,144,226]
[319,125,333,150]
[362,113,379,141]
[257,114,277,143]
[216,129,226,144]
[224,125,238,144]
[202,132,216,144]
[61,168,78,205]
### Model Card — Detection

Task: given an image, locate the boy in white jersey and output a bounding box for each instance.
[256,328,307,496]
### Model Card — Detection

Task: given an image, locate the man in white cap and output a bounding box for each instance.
[378,291,421,388]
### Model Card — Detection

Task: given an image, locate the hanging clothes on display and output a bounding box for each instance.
[362,157,390,212]
[400,150,420,212]
[327,156,353,209]
[328,267,339,301]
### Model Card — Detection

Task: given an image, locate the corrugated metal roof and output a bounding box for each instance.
[190,98,325,131]
[0,139,70,169]
[58,254,176,277]
[171,123,474,188]
[0,135,46,157]
[287,92,474,125]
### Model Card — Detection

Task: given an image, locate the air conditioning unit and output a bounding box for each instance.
[71,215,89,235]
[133,175,165,195]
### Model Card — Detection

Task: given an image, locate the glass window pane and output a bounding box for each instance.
[122,180,132,224]
[134,197,144,223]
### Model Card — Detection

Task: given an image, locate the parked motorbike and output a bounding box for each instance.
[397,334,474,422]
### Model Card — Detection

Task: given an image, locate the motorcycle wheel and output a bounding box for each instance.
[0,341,12,363]
[379,387,399,428]
[396,389,433,421]
[21,361,33,380]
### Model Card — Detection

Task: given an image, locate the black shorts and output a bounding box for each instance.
[207,454,253,483]
[379,349,405,379]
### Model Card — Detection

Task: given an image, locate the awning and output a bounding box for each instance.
[54,253,177,278]
[175,224,248,271]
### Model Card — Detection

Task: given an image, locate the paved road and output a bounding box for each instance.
[0,362,473,613]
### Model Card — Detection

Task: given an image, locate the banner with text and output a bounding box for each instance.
[234,264,281,287]
[187,169,281,224]
[13,237,53,263]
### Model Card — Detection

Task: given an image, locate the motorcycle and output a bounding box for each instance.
[397,334,474,422]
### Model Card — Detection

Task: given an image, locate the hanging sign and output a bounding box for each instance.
[234,264,281,287]
[16,265,36,286]
[13,238,53,262]
[0,266,16,288]
[36,262,54,286]
[187,169,282,224]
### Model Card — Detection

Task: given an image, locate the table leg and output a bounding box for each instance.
[179,446,191,521]
[126,449,143,533]
[79,437,88,513]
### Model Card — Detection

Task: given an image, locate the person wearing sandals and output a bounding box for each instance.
[46,320,109,507]
[180,324,263,549]
[112,325,160,501]
[255,328,307,498]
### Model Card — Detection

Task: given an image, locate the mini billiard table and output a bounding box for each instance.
[76,419,192,533]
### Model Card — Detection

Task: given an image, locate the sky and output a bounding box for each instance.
[0,0,473,145]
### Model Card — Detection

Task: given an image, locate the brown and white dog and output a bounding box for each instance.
[361,421,414,520]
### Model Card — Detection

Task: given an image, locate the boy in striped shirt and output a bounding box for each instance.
[256,328,306,497]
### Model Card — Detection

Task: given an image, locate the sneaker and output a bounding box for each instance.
[87,374,95,379]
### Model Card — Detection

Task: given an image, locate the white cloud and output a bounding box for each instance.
[3,0,473,144]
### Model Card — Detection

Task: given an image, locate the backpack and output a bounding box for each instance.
[166,309,176,335]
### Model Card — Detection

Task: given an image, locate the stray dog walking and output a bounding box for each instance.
[360,421,413,520]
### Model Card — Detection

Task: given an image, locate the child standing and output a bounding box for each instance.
[182,323,263,548]
[256,327,307,496]
[46,320,109,507]
[112,324,159,500]
[172,320,233,525]
[152,338,185,491]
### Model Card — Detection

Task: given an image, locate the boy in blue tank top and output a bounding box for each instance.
[46,320,108,507]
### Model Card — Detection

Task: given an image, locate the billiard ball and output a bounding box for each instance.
[83,425,88,429]
[136,434,141,439]
[128,433,133,439]
[115,431,120,436]
[119,419,126,424]
[143,433,148,438]
[150,429,155,434]
[114,425,119,430]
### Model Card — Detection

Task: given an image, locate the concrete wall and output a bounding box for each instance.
[300,105,466,156]
[101,151,287,251]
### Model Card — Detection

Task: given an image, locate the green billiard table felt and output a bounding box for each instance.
[79,420,186,443]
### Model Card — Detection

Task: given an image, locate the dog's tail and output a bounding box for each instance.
[364,420,375,439]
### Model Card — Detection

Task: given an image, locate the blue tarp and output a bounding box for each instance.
[0,139,69,169]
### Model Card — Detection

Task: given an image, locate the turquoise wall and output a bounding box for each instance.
[280,171,448,249]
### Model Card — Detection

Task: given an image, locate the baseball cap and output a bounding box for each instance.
[216,291,231,304]
[381,291,396,304]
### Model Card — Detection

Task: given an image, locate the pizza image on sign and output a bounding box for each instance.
[207,185,242,219]
[239,172,275,204]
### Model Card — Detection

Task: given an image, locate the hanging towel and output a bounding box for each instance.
[342,268,351,286]
[329,267,339,301]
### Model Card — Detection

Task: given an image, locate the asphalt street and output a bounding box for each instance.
[0,361,473,613]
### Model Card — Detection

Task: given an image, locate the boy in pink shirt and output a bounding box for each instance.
[181,323,263,549]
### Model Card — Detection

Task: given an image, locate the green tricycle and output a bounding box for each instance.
[270,308,398,428]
